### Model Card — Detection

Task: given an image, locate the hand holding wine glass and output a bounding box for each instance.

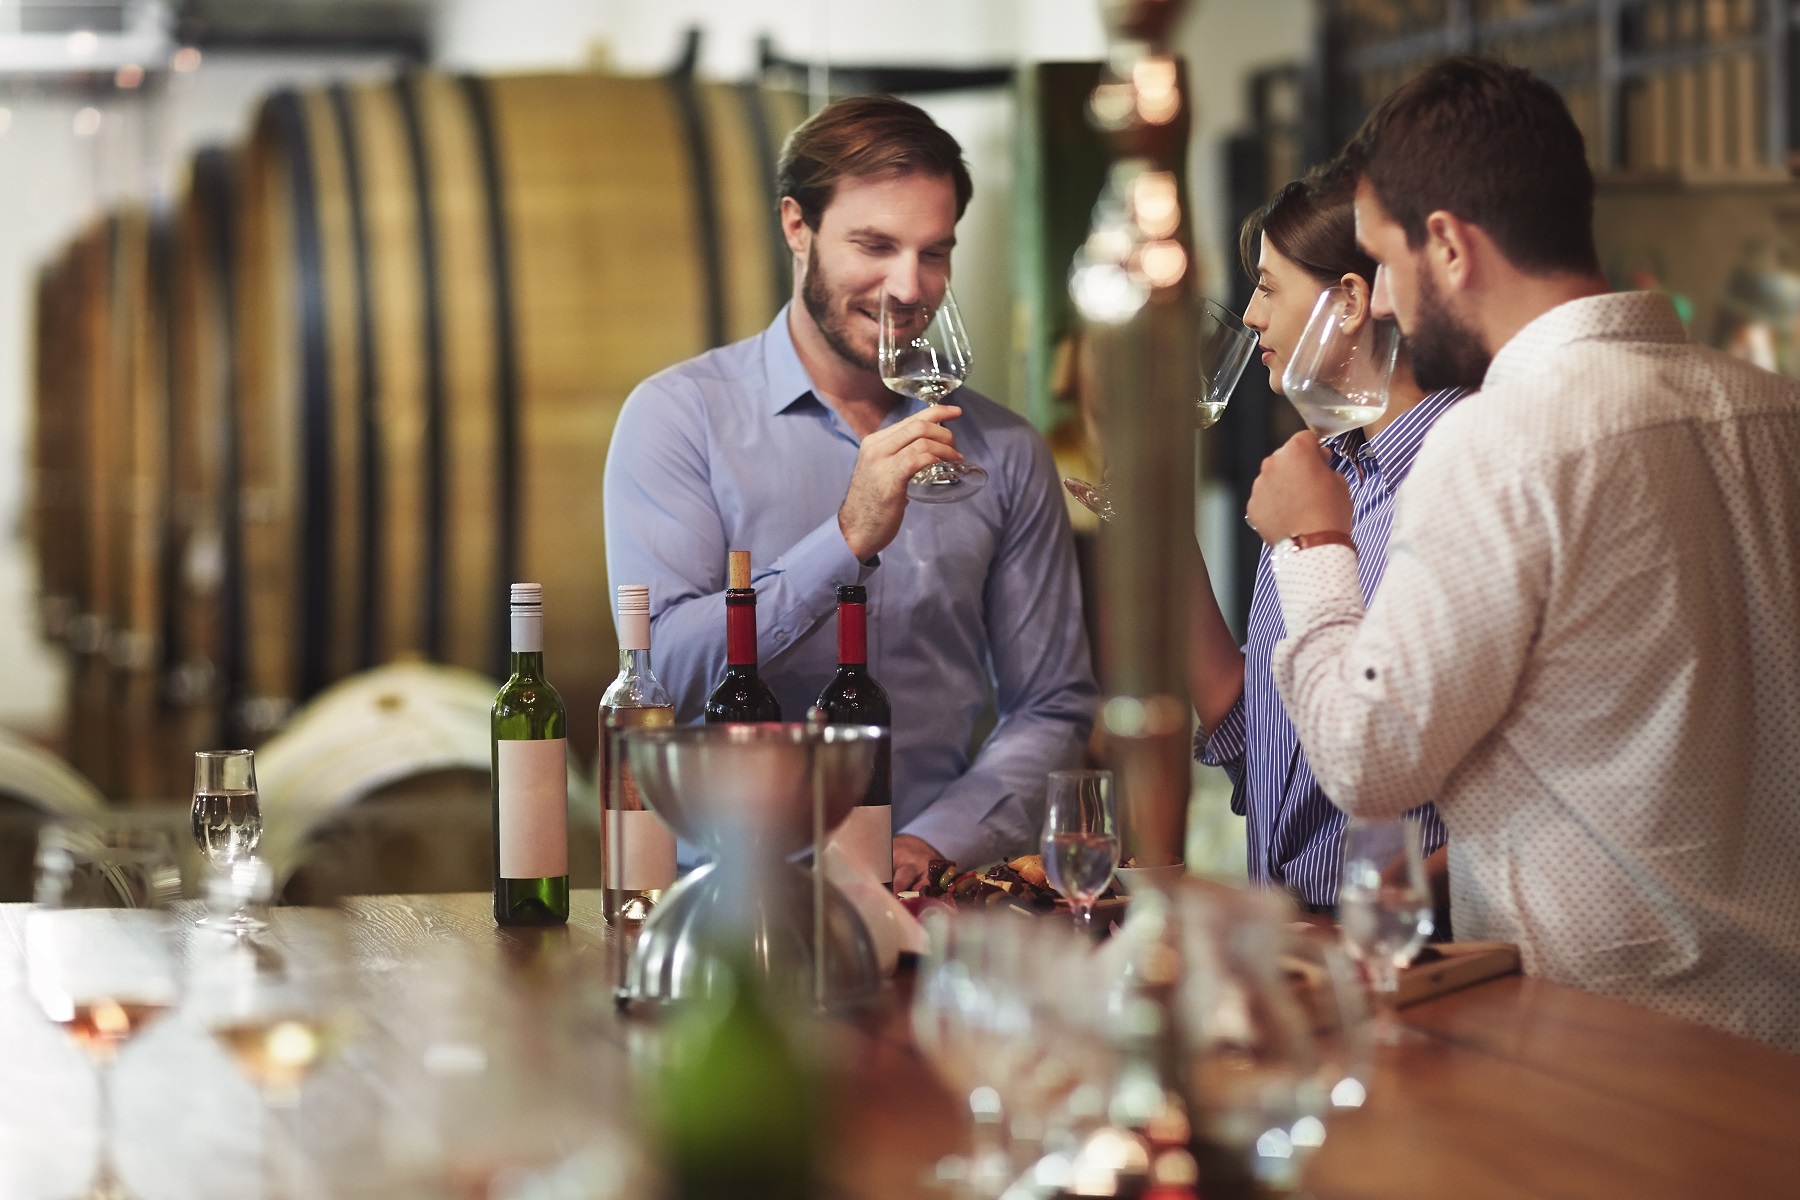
[1041,769,1119,931]
[878,286,985,504]
[1336,817,1435,1044]
[1281,285,1399,442]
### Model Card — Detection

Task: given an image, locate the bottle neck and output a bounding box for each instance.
[510,608,544,678]
[836,600,867,666]
[617,647,655,678]
[725,592,758,667]
[510,650,545,680]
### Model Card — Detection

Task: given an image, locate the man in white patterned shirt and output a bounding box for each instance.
[1246,57,1800,1051]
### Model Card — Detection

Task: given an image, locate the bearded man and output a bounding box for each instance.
[604,95,1097,889]
[1247,57,1800,1050]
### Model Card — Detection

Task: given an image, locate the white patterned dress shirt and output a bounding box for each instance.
[1269,291,1800,1051]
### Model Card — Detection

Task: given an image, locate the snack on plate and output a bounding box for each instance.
[907,852,1109,913]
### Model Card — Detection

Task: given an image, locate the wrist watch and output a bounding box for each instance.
[1272,530,1356,567]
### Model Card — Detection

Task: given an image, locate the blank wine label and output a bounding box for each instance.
[497,738,568,878]
[831,805,893,883]
[603,809,677,890]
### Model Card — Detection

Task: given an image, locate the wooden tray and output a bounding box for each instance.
[1395,940,1520,1007]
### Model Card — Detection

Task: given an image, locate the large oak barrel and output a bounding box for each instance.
[38,211,184,800]
[234,70,805,758]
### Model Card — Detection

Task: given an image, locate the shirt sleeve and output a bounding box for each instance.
[899,429,1100,866]
[1195,694,1250,816]
[602,375,875,722]
[1269,432,1549,818]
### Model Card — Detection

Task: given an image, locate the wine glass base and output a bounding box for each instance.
[908,463,988,505]
[195,912,269,935]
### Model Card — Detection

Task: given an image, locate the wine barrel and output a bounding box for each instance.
[167,148,241,751]
[253,662,598,900]
[38,211,185,801]
[234,71,806,759]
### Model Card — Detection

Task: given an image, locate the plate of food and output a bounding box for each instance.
[897,854,1130,923]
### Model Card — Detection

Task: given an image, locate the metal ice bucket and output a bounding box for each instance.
[620,722,886,1007]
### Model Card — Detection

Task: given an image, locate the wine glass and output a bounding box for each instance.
[28,813,185,1200]
[879,286,985,504]
[1196,298,1258,431]
[1280,286,1400,441]
[1336,817,1434,1045]
[911,911,1013,1198]
[1061,297,1257,521]
[1040,769,1119,931]
[188,909,359,1199]
[192,748,266,931]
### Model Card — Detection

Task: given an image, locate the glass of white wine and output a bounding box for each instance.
[28,813,186,1200]
[1040,769,1119,931]
[1061,297,1257,521]
[192,748,266,931]
[1336,816,1435,1045]
[879,286,985,504]
[1281,285,1400,441]
[189,909,359,1200]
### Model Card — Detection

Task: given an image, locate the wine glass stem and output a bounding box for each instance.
[93,1058,123,1197]
[263,1092,301,1200]
[1370,961,1403,1044]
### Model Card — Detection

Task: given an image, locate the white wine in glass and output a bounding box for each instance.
[1337,817,1434,1045]
[1282,286,1400,441]
[192,749,266,932]
[1040,769,1119,930]
[879,287,986,504]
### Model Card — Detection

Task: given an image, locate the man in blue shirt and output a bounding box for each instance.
[603,95,1097,888]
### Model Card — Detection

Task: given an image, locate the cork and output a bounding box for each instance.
[727,550,751,590]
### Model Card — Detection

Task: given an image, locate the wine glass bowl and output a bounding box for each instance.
[29,813,186,1200]
[878,287,986,504]
[1337,817,1434,1044]
[192,749,267,932]
[1040,769,1120,929]
[1197,298,1258,430]
[1280,286,1400,441]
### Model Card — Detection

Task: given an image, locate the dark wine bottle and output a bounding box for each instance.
[491,582,570,926]
[813,584,892,883]
[704,550,782,724]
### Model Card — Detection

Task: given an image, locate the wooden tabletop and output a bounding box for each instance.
[2,892,1797,1200]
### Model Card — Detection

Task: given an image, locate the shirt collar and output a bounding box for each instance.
[1326,385,1469,489]
[758,302,928,428]
[1483,291,1687,392]
[761,302,822,415]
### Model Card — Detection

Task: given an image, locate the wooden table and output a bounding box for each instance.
[2,892,1797,1200]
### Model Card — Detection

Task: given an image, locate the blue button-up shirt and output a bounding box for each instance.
[603,306,1098,867]
[1200,387,1467,905]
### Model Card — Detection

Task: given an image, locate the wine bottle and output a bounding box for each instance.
[813,584,892,883]
[658,857,818,1199]
[704,551,782,724]
[599,583,677,926]
[491,583,570,926]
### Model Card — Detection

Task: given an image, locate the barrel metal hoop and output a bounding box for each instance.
[668,72,728,349]
[326,83,382,675]
[395,73,449,664]
[737,81,791,319]
[267,89,335,702]
[456,73,521,677]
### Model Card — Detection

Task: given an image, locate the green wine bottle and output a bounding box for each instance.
[491,582,570,926]
[659,859,818,1198]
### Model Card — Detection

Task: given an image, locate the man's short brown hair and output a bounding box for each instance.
[1343,56,1601,277]
[776,94,973,230]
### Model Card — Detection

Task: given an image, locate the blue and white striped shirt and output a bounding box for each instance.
[1199,387,1468,906]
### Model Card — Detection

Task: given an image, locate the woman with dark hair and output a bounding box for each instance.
[1190,169,1466,913]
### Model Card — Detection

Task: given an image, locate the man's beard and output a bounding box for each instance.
[1405,268,1492,392]
[801,240,877,373]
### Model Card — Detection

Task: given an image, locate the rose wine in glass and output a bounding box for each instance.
[1040,769,1119,930]
[879,287,986,504]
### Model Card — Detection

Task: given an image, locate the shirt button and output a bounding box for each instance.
[1364,667,1377,681]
